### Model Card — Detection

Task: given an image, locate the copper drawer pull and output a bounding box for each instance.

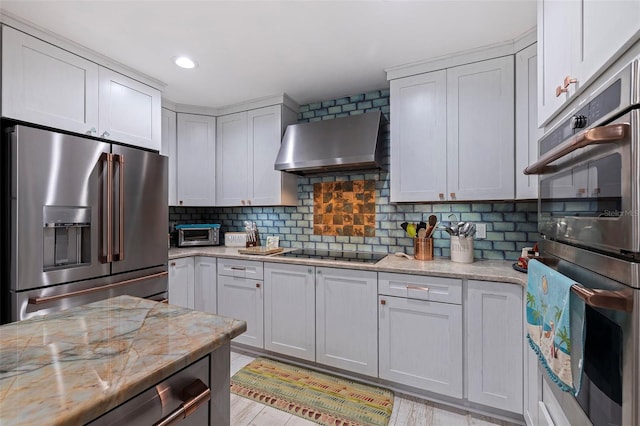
[28,271,168,305]
[563,75,577,88]
[406,285,429,292]
[153,379,211,426]
[380,299,386,305]
[556,85,568,97]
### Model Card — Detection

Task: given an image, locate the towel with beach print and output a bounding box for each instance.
[526,259,585,394]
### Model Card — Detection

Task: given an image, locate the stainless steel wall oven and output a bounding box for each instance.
[526,57,640,425]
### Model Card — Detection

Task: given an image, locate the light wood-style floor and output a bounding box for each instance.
[230,351,517,426]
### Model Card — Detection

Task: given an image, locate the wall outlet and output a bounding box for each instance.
[475,223,487,239]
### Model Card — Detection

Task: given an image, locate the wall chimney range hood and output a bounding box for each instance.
[274,111,387,175]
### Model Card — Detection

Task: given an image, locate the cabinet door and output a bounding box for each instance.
[379,295,463,398]
[447,56,515,201]
[537,0,578,126]
[216,112,249,206]
[390,71,447,202]
[161,108,177,206]
[516,44,542,200]
[578,1,640,90]
[249,105,286,206]
[217,275,263,348]
[168,257,194,309]
[264,263,315,361]
[466,280,523,414]
[194,257,217,314]
[524,339,542,426]
[316,267,377,376]
[176,113,216,206]
[1,26,99,135]
[98,67,161,151]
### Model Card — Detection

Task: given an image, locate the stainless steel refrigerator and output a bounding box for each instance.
[1,124,168,323]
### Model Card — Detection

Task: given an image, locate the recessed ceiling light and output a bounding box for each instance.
[173,56,198,69]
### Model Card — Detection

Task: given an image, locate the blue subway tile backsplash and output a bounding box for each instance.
[169,89,538,261]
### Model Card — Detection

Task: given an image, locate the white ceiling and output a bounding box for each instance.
[1,1,536,109]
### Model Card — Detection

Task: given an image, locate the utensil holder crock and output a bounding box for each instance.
[450,236,474,263]
[414,238,434,261]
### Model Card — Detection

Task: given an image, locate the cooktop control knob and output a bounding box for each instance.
[570,114,587,129]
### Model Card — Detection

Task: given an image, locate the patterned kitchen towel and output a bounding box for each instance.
[526,259,585,395]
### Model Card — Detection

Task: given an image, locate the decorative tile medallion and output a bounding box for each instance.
[313,180,376,236]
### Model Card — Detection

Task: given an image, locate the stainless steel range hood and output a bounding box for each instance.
[274,111,387,175]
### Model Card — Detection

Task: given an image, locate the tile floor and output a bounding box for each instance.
[229,351,518,426]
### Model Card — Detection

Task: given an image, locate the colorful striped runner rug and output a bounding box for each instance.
[231,357,394,426]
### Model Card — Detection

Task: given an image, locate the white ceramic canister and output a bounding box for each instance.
[450,236,474,263]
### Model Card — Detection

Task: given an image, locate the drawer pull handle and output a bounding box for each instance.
[153,379,211,426]
[563,75,578,88]
[556,85,568,97]
[380,299,386,305]
[170,262,176,266]
[230,266,246,271]
[406,285,429,292]
[256,283,261,288]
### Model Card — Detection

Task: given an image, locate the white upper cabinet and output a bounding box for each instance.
[2,25,162,151]
[538,0,640,126]
[516,43,542,200]
[390,71,447,202]
[1,25,99,135]
[447,56,515,201]
[176,113,216,206]
[216,112,249,206]
[216,104,297,207]
[161,108,177,206]
[390,56,514,202]
[98,67,161,151]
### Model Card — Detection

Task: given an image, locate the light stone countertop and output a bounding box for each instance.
[0,295,246,426]
[169,246,527,287]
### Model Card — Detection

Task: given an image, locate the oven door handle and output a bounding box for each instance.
[571,284,633,312]
[524,123,629,175]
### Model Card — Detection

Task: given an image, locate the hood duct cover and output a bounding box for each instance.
[274,111,387,175]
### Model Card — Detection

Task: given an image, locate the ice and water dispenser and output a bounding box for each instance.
[43,206,91,270]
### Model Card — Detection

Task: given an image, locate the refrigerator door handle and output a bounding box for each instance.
[113,153,125,262]
[27,271,168,305]
[100,152,114,263]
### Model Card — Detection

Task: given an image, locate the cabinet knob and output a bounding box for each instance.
[438,193,445,200]
[170,261,176,266]
[247,200,251,205]
[241,200,245,205]
[308,268,313,274]
[101,131,111,138]
[450,192,456,199]
[87,127,97,135]
[577,188,586,195]
[179,200,183,205]
[555,85,568,97]
[380,299,386,305]
[563,75,578,88]
[256,283,261,288]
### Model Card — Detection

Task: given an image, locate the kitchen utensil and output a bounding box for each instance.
[394,252,412,259]
[424,215,437,238]
[417,228,427,238]
[406,223,417,237]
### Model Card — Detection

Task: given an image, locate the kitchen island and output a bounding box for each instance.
[0,295,246,426]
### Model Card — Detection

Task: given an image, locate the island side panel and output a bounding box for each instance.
[210,342,231,426]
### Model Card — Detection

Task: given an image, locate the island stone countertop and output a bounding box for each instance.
[0,295,246,426]
[169,246,527,287]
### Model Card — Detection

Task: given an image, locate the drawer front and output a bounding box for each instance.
[217,258,263,279]
[378,272,462,304]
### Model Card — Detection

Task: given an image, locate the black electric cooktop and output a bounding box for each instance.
[276,249,387,264]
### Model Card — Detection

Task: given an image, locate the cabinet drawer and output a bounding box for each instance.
[378,272,461,304]
[217,258,263,279]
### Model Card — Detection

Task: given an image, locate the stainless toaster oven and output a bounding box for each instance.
[175,224,220,247]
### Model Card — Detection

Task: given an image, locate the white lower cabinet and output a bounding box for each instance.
[466,280,523,414]
[316,267,378,377]
[524,339,542,426]
[194,256,217,314]
[217,258,264,348]
[264,263,315,361]
[378,295,463,398]
[168,257,194,309]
